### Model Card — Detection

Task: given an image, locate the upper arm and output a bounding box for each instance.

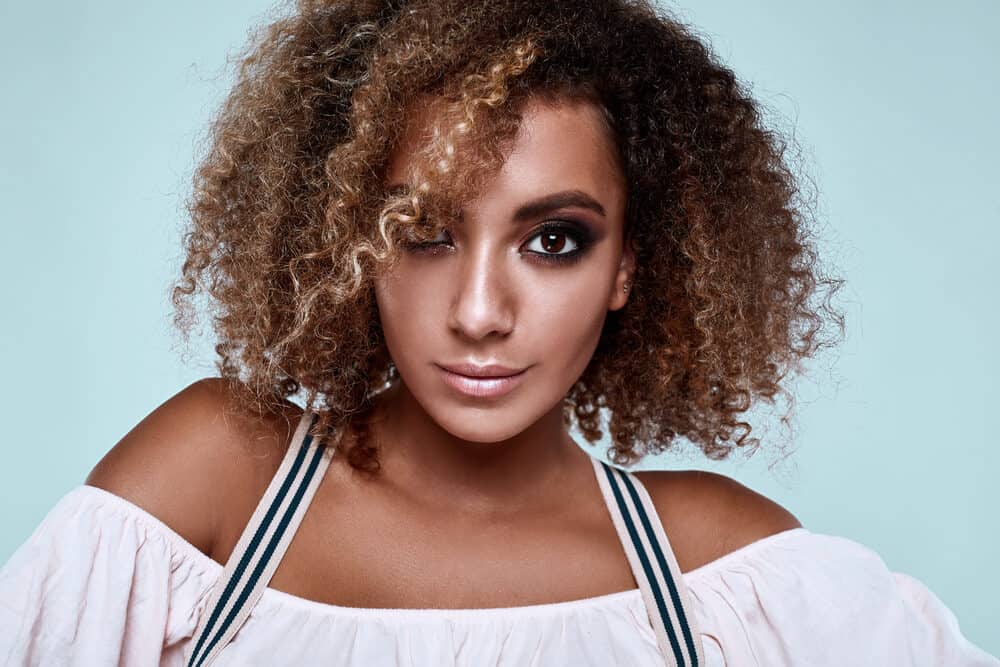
[634,469,802,573]
[84,377,303,558]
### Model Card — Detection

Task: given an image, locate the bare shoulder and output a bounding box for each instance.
[84,377,304,557]
[633,469,802,574]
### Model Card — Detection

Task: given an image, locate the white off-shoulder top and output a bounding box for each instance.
[1,483,996,666]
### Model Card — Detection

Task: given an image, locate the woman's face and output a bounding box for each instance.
[375,97,634,443]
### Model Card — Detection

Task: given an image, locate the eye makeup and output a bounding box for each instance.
[401,218,597,266]
[521,219,596,266]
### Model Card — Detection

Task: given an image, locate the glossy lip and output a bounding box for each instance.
[438,361,525,378]
[435,362,528,398]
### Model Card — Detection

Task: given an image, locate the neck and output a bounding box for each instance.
[360,380,585,514]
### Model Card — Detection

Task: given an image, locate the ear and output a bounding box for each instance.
[608,235,637,311]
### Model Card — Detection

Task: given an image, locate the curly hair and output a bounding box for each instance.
[172,0,844,471]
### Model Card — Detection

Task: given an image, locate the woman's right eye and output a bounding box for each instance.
[425,228,451,245]
[405,227,452,252]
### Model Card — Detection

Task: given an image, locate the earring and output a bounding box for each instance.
[623,281,630,294]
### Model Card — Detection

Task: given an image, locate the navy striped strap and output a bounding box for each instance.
[185,409,331,667]
[591,458,704,667]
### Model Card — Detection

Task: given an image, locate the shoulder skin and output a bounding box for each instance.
[633,469,802,573]
[84,377,303,558]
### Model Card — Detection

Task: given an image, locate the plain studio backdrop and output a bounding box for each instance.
[1,0,997,655]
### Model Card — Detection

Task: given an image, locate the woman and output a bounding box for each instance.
[1,0,995,665]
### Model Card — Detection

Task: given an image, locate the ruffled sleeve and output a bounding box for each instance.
[685,527,999,666]
[0,485,219,666]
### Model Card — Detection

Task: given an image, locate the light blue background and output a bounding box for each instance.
[1,0,997,655]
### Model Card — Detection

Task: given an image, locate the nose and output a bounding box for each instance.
[447,244,515,341]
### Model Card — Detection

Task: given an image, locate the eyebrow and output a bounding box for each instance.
[511,189,606,222]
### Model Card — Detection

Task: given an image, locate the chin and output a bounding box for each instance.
[420,383,566,443]
[428,405,537,444]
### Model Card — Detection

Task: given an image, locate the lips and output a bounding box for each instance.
[438,362,525,378]
[436,362,528,398]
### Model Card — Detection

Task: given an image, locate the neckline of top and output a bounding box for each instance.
[69,483,810,618]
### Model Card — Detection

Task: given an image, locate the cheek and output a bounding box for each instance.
[529,269,611,361]
[373,271,415,346]
[373,264,447,363]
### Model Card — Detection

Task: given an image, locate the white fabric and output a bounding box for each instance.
[0,485,996,667]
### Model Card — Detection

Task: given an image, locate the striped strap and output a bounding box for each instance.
[185,409,332,667]
[591,458,705,667]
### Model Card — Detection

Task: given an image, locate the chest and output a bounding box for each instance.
[211,463,639,610]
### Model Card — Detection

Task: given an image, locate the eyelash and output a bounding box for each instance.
[405,221,595,265]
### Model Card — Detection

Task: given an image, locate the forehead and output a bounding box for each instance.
[384,96,626,206]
